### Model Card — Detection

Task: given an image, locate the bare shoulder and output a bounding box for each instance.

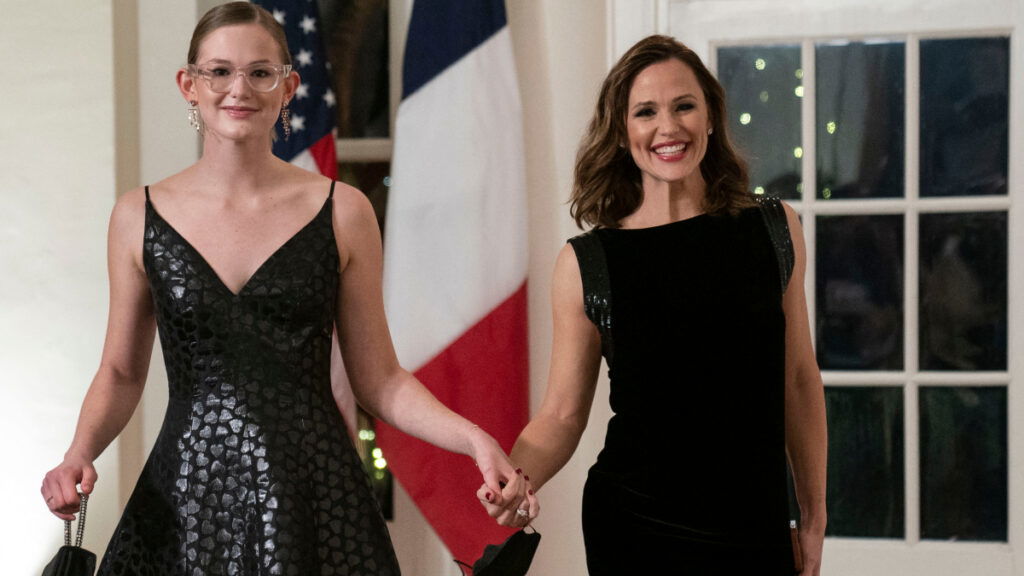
[554,243,582,279]
[778,200,802,232]
[108,187,149,269]
[330,181,377,229]
[110,187,147,236]
[551,243,584,306]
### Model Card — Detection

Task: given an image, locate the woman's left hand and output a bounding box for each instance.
[797,527,824,576]
[468,427,539,526]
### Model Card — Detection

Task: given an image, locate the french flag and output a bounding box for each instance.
[379,0,529,564]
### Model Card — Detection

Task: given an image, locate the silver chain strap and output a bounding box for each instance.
[63,492,89,548]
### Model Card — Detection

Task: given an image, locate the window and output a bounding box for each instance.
[717,34,1010,544]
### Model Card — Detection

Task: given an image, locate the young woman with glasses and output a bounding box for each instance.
[40,3,534,574]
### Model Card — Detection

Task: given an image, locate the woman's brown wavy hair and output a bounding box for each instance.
[571,35,754,229]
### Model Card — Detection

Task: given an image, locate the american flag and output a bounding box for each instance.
[254,0,338,178]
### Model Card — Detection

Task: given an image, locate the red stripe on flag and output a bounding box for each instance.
[376,282,529,563]
[310,132,338,179]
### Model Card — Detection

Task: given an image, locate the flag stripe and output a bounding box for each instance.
[384,28,527,370]
[401,0,508,99]
[309,133,338,179]
[376,283,527,561]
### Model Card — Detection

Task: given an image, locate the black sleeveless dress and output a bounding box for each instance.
[97,184,400,576]
[570,198,796,575]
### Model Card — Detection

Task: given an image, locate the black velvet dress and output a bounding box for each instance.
[569,197,796,575]
[97,184,400,576]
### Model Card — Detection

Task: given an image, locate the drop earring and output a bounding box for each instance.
[187,100,202,133]
[707,127,714,135]
[280,104,291,141]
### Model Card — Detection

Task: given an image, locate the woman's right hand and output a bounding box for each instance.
[477,478,539,528]
[41,455,97,521]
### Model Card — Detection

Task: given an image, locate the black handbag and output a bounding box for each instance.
[42,493,96,576]
[455,527,541,576]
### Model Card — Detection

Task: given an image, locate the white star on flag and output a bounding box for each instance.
[289,114,306,132]
[300,15,316,34]
[323,89,336,107]
[296,49,313,67]
[272,9,285,25]
[294,83,309,99]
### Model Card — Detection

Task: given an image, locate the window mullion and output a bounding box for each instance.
[905,33,921,546]
[801,38,817,330]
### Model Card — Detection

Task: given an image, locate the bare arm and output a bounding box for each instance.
[41,188,156,520]
[781,203,828,575]
[330,185,528,509]
[482,244,603,526]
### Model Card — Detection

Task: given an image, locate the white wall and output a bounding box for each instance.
[0,1,120,572]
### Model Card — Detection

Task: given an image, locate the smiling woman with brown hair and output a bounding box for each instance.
[482,35,827,575]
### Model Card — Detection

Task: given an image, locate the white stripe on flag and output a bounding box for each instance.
[289,149,320,174]
[384,28,527,371]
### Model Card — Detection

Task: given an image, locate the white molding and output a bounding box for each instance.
[607,0,659,65]
[335,138,393,162]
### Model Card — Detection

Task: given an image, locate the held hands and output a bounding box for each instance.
[467,427,539,527]
[41,454,96,521]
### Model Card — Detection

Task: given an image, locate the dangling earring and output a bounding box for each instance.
[707,127,714,135]
[187,100,202,133]
[280,104,291,141]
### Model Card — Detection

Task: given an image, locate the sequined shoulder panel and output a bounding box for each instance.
[568,231,615,366]
[755,195,795,294]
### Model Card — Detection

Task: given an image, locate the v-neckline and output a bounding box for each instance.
[147,193,331,298]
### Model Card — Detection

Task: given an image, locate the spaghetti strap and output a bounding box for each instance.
[328,180,336,199]
[144,185,150,202]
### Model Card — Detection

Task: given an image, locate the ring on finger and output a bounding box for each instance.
[515,508,529,518]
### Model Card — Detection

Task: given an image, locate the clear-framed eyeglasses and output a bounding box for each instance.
[188,62,293,93]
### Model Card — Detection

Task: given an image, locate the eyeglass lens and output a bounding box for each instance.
[200,65,285,93]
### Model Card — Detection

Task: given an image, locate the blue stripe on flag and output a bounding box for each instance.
[401,0,507,100]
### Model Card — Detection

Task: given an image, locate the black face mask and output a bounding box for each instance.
[455,527,541,576]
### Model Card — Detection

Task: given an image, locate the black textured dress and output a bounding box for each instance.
[570,198,796,575]
[97,184,400,576]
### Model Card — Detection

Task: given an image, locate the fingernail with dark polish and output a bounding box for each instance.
[486,492,492,501]
[515,468,522,475]
[524,475,530,481]
[528,489,534,495]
